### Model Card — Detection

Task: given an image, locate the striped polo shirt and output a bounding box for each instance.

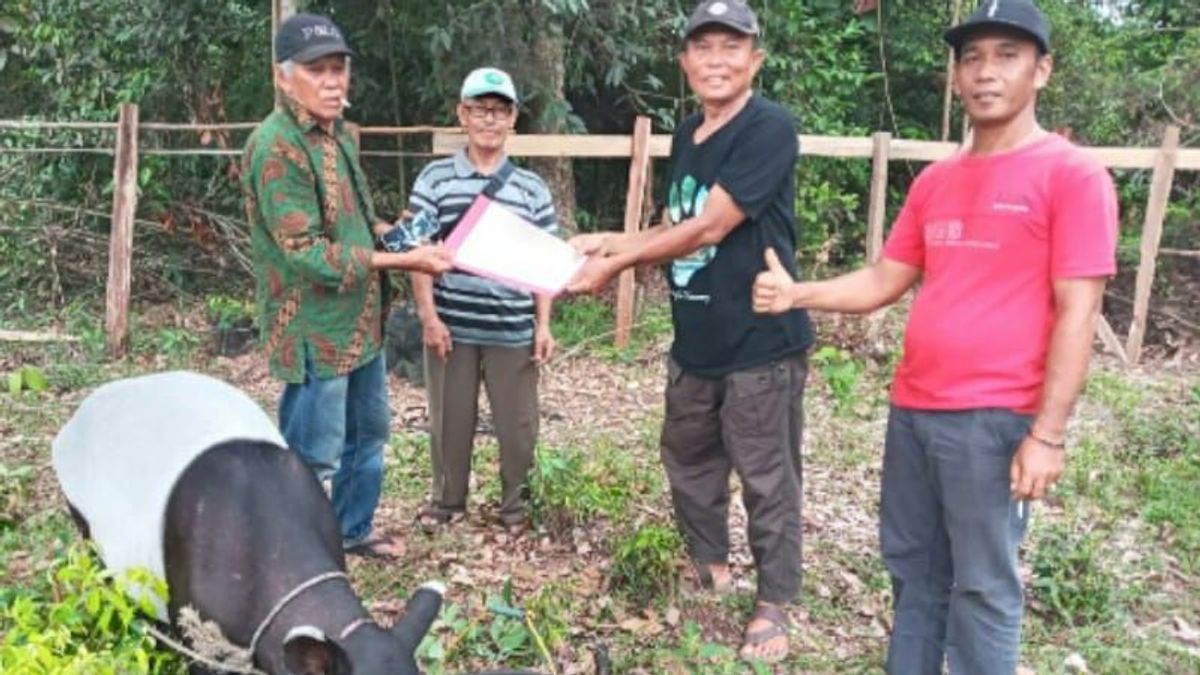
[407,150,557,346]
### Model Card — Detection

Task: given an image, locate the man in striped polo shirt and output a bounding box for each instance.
[393,67,557,535]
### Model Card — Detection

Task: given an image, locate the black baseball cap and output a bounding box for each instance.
[275,13,353,64]
[683,0,760,41]
[944,0,1050,55]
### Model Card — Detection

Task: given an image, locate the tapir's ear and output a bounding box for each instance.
[283,625,352,675]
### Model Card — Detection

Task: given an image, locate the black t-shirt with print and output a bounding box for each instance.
[665,94,813,377]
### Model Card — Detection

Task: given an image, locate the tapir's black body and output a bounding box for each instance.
[68,437,537,675]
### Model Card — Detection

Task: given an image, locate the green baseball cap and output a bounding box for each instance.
[460,67,519,104]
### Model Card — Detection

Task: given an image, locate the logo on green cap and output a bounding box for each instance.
[485,72,504,85]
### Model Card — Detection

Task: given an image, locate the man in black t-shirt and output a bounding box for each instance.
[567,0,811,664]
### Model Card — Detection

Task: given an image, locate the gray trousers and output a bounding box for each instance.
[424,343,538,522]
[882,406,1033,675]
[660,353,808,604]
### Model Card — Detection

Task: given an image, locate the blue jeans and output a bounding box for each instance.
[279,353,390,547]
[881,406,1032,675]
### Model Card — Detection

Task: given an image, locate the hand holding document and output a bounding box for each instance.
[445,196,586,296]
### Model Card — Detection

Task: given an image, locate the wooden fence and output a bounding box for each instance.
[1,108,1196,366]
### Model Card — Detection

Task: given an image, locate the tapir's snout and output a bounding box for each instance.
[392,581,446,653]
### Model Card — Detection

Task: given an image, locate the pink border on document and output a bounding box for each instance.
[444,195,492,250]
[444,195,584,297]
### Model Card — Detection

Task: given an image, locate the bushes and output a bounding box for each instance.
[0,542,181,674]
[608,524,683,608]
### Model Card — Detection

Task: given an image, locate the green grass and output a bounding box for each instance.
[551,295,673,362]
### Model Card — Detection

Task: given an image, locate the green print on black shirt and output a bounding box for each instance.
[668,174,715,292]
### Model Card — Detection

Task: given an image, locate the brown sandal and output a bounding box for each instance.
[739,603,790,664]
[344,534,405,561]
[416,504,465,534]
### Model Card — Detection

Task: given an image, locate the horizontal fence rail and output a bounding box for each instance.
[0,111,1194,365]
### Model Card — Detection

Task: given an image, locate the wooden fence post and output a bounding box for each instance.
[271,0,298,106]
[615,116,652,350]
[866,131,892,262]
[105,103,139,358]
[1125,125,1180,364]
[941,0,963,141]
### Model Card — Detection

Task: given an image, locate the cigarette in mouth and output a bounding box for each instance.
[341,98,351,109]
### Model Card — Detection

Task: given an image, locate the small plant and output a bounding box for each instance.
[418,581,561,673]
[1030,525,1118,627]
[205,294,255,331]
[0,542,180,674]
[5,365,49,395]
[609,524,683,606]
[811,345,863,415]
[206,294,257,356]
[530,443,646,537]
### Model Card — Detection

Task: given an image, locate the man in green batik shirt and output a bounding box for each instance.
[242,13,450,559]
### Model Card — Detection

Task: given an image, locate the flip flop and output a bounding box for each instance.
[344,534,405,561]
[739,603,790,664]
[416,504,465,534]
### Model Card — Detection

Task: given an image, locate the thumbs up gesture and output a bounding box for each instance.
[753,248,796,314]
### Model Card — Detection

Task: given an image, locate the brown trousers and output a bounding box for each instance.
[660,353,808,604]
[424,343,538,522]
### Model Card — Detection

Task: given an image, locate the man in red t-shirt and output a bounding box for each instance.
[753,1,1117,673]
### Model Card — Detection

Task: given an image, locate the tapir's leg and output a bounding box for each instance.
[66,501,91,539]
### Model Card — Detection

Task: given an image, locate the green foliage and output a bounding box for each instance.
[205,294,254,330]
[418,579,565,673]
[608,524,682,606]
[1030,525,1118,627]
[1140,451,1200,573]
[529,442,654,537]
[0,542,181,674]
[5,365,48,395]
[550,295,673,361]
[551,295,614,348]
[811,345,864,415]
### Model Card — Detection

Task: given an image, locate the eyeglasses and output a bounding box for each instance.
[463,103,514,121]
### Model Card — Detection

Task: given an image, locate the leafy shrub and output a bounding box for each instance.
[529,444,647,537]
[812,345,863,415]
[608,524,683,607]
[0,542,181,674]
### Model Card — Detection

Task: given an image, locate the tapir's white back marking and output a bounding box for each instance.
[53,371,286,618]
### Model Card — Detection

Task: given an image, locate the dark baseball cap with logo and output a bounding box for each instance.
[683,0,761,41]
[274,13,354,64]
[944,0,1051,55]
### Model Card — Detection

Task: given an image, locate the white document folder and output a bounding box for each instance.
[445,196,586,296]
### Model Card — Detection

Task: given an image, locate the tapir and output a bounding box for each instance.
[52,370,537,675]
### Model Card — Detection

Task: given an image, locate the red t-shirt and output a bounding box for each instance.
[882,133,1118,413]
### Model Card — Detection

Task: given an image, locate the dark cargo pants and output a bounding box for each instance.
[882,406,1033,675]
[660,353,808,604]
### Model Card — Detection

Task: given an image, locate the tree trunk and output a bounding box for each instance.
[524,12,577,235]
